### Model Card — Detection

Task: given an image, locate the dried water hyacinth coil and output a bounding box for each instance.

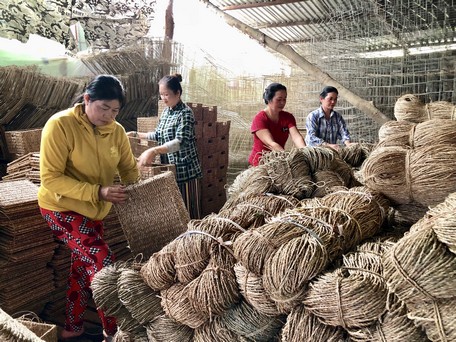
[193,317,243,342]
[433,213,456,255]
[219,194,300,230]
[187,245,240,317]
[224,165,273,209]
[113,328,148,342]
[186,214,245,240]
[140,241,176,291]
[412,119,456,148]
[329,157,358,187]
[347,297,429,342]
[0,307,47,342]
[383,226,456,301]
[234,263,281,316]
[338,142,375,168]
[377,120,414,146]
[233,220,303,275]
[262,224,331,312]
[303,267,388,329]
[391,201,429,227]
[91,263,125,316]
[223,300,285,342]
[403,297,456,341]
[312,170,347,198]
[174,233,213,284]
[160,283,209,328]
[281,305,347,342]
[394,94,456,123]
[147,315,194,342]
[296,146,336,173]
[117,268,163,325]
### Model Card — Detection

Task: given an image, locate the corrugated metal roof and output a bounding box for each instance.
[207,0,456,53]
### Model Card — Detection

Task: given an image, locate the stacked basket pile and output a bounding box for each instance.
[0,180,55,314]
[2,153,40,183]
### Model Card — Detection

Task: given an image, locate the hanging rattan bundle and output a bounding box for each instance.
[117,268,163,325]
[233,220,303,275]
[193,317,245,342]
[174,233,214,284]
[262,222,330,312]
[281,305,347,342]
[394,94,456,123]
[146,315,194,342]
[140,241,176,291]
[347,296,429,342]
[383,226,456,302]
[303,266,388,329]
[223,300,285,342]
[187,244,240,318]
[218,194,300,230]
[233,263,281,316]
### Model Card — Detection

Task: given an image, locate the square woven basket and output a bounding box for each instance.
[18,320,57,342]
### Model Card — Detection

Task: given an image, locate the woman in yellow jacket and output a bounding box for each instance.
[38,75,139,341]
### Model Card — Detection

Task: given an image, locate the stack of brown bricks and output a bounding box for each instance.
[189,103,230,217]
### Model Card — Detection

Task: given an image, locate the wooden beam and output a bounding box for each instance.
[256,18,323,30]
[222,0,305,11]
[199,0,390,125]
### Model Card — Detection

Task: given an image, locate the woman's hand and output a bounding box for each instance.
[137,147,159,167]
[99,185,129,204]
[126,131,137,137]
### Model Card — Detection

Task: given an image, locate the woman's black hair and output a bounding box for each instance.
[74,75,126,107]
[320,86,338,98]
[263,82,287,105]
[159,73,183,96]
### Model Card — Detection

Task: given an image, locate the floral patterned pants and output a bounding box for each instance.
[40,208,117,335]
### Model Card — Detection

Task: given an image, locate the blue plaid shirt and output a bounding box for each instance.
[305,107,351,146]
[147,101,202,183]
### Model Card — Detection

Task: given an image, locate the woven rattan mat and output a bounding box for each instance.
[114,171,190,260]
[0,180,38,207]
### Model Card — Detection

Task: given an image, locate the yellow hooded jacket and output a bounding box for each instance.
[38,104,139,220]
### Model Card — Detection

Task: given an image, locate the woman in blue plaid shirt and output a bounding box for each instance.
[129,74,202,218]
[305,86,354,151]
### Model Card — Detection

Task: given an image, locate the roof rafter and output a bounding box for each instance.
[221,0,306,11]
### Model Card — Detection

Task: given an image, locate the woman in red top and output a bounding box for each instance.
[248,83,306,166]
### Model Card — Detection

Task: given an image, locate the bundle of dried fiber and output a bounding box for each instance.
[186,214,245,240]
[403,298,456,341]
[425,191,456,218]
[296,146,336,173]
[433,214,456,255]
[187,244,240,318]
[193,317,244,342]
[262,220,331,312]
[233,220,303,275]
[174,232,214,284]
[273,208,342,260]
[377,120,414,147]
[303,265,388,329]
[281,305,347,342]
[395,94,456,123]
[147,315,194,342]
[117,268,163,325]
[413,119,456,148]
[234,263,281,316]
[329,157,358,187]
[312,170,347,198]
[224,165,272,209]
[218,194,300,230]
[223,300,285,342]
[92,262,127,317]
[113,328,148,342]
[160,283,209,328]
[0,307,45,342]
[383,226,456,302]
[348,296,429,342]
[338,142,375,168]
[391,201,429,227]
[140,241,176,291]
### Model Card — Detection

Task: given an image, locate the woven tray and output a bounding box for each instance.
[18,320,57,342]
[114,171,189,260]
